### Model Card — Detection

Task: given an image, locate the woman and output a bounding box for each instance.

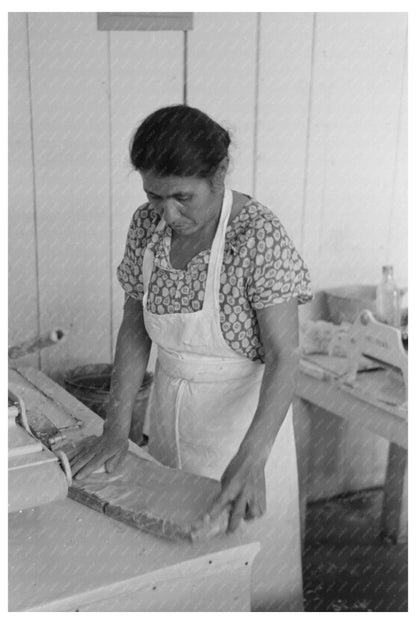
[70,105,312,610]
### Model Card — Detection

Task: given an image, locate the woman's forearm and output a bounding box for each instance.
[239,350,299,464]
[104,301,152,438]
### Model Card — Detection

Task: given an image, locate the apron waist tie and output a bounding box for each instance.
[157,347,265,383]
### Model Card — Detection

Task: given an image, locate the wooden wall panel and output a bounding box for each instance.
[109,30,184,351]
[302,13,407,290]
[187,12,257,196]
[8,14,39,368]
[8,12,407,497]
[300,13,406,498]
[387,35,407,287]
[27,13,111,376]
[256,13,314,246]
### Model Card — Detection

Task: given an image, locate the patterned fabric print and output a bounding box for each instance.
[117,198,313,362]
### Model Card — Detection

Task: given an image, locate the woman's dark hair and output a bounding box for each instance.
[129,105,230,178]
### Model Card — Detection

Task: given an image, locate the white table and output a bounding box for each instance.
[8,365,259,612]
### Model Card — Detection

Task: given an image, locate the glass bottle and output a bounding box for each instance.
[375,265,401,328]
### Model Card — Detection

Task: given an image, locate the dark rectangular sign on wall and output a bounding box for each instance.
[97,12,193,31]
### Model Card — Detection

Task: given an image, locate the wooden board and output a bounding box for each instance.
[9,364,154,464]
[68,448,229,543]
[301,353,380,378]
[256,12,314,241]
[296,370,407,448]
[381,442,408,543]
[338,371,407,416]
[302,13,407,288]
[8,413,69,512]
[8,13,39,369]
[27,13,112,374]
[8,423,43,458]
[9,490,259,612]
[77,563,252,612]
[187,12,257,196]
[388,36,408,284]
[109,28,183,352]
[9,365,83,432]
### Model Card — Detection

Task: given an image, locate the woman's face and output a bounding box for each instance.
[140,170,222,236]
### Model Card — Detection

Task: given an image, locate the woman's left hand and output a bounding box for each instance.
[207,450,267,533]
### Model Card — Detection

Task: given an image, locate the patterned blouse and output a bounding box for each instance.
[117,196,313,362]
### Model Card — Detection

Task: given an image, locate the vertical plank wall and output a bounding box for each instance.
[109,29,183,350]
[301,13,407,496]
[256,13,314,248]
[8,14,39,369]
[188,12,257,195]
[9,13,407,495]
[388,33,408,285]
[27,13,112,374]
[302,13,408,289]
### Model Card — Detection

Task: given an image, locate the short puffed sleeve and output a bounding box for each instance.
[117,203,158,302]
[245,209,313,309]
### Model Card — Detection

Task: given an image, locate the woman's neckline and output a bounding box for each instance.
[164,191,253,272]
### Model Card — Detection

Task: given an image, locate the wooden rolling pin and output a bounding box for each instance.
[8,328,67,360]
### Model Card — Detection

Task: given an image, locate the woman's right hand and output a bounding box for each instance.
[68,429,129,480]
[67,296,150,481]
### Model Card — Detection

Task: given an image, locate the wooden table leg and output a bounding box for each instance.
[292,396,312,548]
[381,442,408,543]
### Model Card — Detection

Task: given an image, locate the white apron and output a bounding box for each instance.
[142,188,303,611]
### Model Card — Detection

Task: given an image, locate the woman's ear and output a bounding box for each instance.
[211,156,230,189]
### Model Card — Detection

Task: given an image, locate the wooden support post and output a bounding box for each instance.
[292,396,312,548]
[381,442,408,543]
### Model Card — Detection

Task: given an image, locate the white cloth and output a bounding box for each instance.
[142,188,303,610]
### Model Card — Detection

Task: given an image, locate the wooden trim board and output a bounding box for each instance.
[97,13,193,31]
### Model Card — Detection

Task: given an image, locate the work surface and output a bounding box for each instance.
[294,354,408,544]
[9,494,258,611]
[297,354,407,446]
[8,365,259,611]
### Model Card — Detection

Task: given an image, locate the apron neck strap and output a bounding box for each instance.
[203,187,233,310]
